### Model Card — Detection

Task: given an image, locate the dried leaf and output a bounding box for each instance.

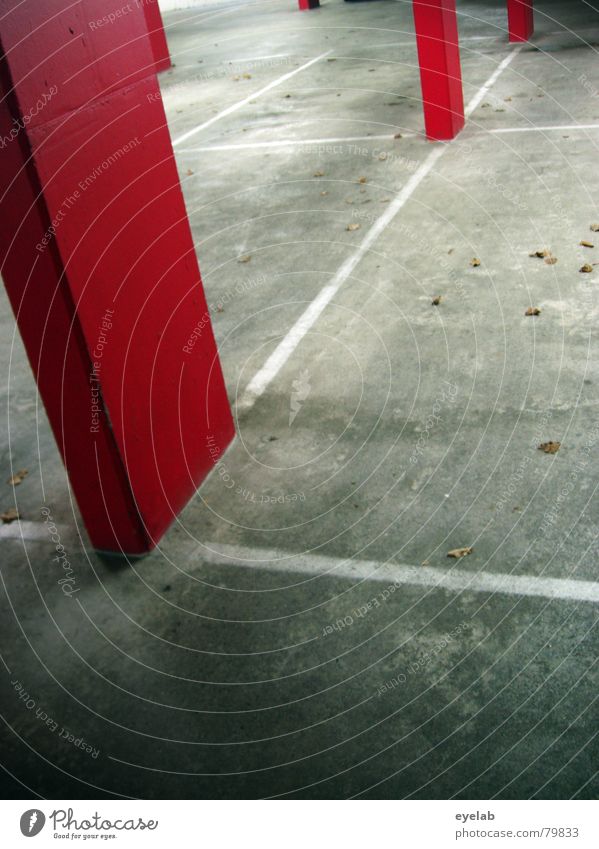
[591,224,599,232]
[431,295,442,306]
[216,304,224,313]
[504,96,512,102]
[394,132,402,139]
[1,507,19,524]
[380,198,390,203]
[544,255,558,265]
[580,263,593,273]
[284,93,291,98]
[539,441,560,454]
[313,170,324,177]
[186,169,194,176]
[481,102,491,108]
[378,152,387,161]
[470,257,481,267]
[580,240,594,248]
[346,223,361,232]
[358,176,368,184]
[238,254,251,263]
[529,249,549,258]
[525,307,541,316]
[320,191,328,196]
[345,198,354,204]
[447,547,473,559]
[327,57,337,62]
[242,73,251,79]
[7,469,28,486]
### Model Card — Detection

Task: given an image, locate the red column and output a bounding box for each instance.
[507,0,534,42]
[298,0,320,9]
[0,0,234,554]
[142,1,172,73]
[412,0,465,141]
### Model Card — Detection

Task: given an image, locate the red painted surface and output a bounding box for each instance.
[412,0,465,141]
[0,0,234,554]
[298,0,320,10]
[507,0,534,42]
[142,1,172,73]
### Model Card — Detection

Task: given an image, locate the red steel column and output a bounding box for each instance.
[412,0,465,141]
[0,0,234,554]
[142,1,172,73]
[298,1,320,10]
[507,0,534,42]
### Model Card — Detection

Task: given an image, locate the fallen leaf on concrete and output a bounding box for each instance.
[394,133,402,139]
[378,152,387,161]
[591,224,599,232]
[232,74,240,81]
[448,248,454,255]
[238,255,251,263]
[242,73,252,79]
[327,57,337,62]
[580,240,594,248]
[345,198,354,204]
[186,169,194,176]
[539,441,561,454]
[314,170,324,177]
[431,296,442,306]
[470,257,481,267]
[580,263,594,273]
[544,255,558,265]
[1,508,19,523]
[358,176,368,184]
[284,94,291,98]
[529,249,549,258]
[481,102,491,108]
[447,547,473,558]
[216,304,224,313]
[525,307,541,316]
[320,191,328,196]
[7,469,28,486]
[421,560,430,567]
[504,96,512,102]
[346,223,361,232]
[380,198,390,203]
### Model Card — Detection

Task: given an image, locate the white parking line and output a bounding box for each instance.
[172,51,331,147]
[238,47,523,410]
[489,123,599,134]
[201,542,599,605]
[176,133,412,153]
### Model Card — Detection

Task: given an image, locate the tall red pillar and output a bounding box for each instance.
[507,0,534,42]
[412,0,465,141]
[0,0,234,555]
[142,1,172,73]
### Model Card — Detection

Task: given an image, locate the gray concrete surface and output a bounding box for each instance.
[1,0,599,799]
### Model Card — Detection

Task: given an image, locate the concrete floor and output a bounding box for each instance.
[2,0,599,799]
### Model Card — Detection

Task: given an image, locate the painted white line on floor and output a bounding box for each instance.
[176,133,413,153]
[238,47,522,410]
[488,123,599,134]
[202,542,599,605]
[0,521,53,542]
[172,51,331,147]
